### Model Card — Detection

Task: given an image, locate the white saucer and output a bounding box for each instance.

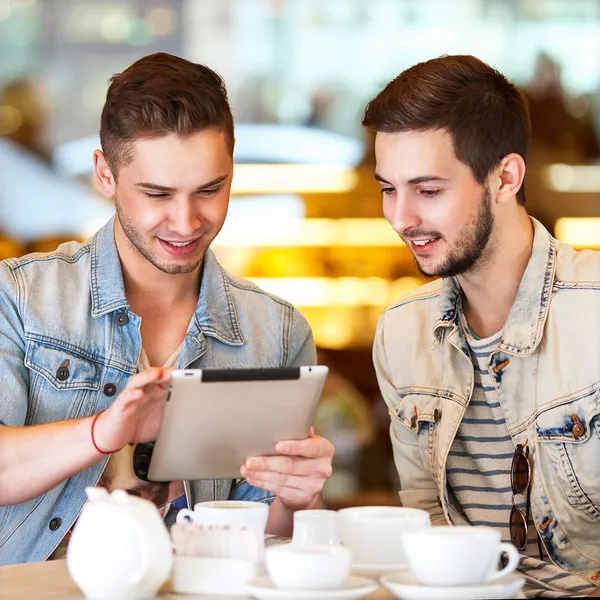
[351,563,409,579]
[381,571,524,600]
[246,575,378,600]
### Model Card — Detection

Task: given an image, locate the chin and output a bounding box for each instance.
[162,264,201,275]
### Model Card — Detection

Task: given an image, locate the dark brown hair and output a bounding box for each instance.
[100,52,234,177]
[363,55,531,205]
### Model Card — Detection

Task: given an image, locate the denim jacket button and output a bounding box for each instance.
[572,421,585,438]
[103,383,117,397]
[115,312,129,326]
[48,517,61,531]
[434,409,441,422]
[56,367,69,381]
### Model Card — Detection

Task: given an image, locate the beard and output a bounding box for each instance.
[413,185,494,278]
[114,198,205,275]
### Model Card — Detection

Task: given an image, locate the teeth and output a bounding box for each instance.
[413,239,433,246]
[166,240,194,247]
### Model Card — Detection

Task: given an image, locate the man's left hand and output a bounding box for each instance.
[241,429,335,509]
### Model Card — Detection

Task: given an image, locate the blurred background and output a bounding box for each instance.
[2,0,600,507]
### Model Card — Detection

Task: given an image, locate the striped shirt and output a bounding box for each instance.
[445,314,595,598]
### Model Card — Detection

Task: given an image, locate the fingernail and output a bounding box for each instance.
[277,443,288,453]
[247,459,258,468]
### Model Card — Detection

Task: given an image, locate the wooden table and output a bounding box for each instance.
[0,560,391,599]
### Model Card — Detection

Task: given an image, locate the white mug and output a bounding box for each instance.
[176,500,269,535]
[292,510,340,546]
[266,544,352,590]
[337,506,431,567]
[402,526,521,587]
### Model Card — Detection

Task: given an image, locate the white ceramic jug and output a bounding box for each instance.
[67,487,173,600]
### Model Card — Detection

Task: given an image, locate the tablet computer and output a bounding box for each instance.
[147,366,328,482]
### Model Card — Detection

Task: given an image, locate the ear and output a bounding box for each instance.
[93,150,116,198]
[495,153,526,205]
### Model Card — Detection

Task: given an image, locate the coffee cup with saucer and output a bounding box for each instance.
[246,544,377,600]
[381,526,524,600]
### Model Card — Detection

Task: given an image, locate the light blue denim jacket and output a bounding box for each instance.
[374,218,600,580]
[0,217,316,565]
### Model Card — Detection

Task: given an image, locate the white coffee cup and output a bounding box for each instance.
[402,526,520,587]
[266,544,352,590]
[292,510,340,546]
[337,506,430,566]
[176,500,269,535]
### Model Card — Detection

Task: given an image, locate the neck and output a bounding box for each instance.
[114,220,202,307]
[457,210,533,339]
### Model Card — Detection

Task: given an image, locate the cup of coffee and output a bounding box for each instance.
[402,526,520,587]
[337,506,430,567]
[176,501,269,536]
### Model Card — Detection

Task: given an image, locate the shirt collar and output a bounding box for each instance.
[432,217,556,355]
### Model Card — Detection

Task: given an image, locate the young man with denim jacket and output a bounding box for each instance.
[365,55,600,597]
[0,53,334,565]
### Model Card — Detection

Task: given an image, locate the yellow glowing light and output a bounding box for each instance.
[555,218,600,249]
[230,164,357,195]
[0,105,22,135]
[215,218,403,247]
[391,277,426,299]
[314,320,355,350]
[247,277,422,307]
[545,164,600,193]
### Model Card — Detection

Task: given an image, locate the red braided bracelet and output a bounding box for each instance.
[91,410,117,455]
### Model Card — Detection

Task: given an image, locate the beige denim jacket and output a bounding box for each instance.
[374,218,600,578]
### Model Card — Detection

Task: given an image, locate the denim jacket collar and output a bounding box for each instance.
[433,217,556,355]
[89,217,244,346]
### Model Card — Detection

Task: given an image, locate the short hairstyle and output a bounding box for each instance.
[100,52,234,177]
[363,55,531,205]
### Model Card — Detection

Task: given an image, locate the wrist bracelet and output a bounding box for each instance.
[91,410,118,455]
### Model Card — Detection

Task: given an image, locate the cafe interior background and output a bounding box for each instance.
[1,0,600,508]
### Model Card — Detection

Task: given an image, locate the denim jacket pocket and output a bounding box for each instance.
[536,387,600,521]
[390,392,443,476]
[24,338,101,391]
[24,338,102,425]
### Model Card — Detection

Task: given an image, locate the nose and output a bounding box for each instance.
[168,196,202,237]
[386,191,421,235]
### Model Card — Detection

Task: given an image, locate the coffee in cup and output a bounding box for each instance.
[176,500,268,535]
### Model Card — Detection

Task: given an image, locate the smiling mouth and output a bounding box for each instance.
[161,240,196,247]
[157,237,201,257]
[406,237,441,254]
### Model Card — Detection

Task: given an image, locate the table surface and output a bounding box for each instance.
[0,560,391,600]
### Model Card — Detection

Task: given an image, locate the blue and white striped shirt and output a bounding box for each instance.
[446,315,595,598]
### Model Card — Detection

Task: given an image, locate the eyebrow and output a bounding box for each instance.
[134,175,229,193]
[374,173,450,186]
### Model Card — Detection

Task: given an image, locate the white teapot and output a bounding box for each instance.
[67,487,173,600]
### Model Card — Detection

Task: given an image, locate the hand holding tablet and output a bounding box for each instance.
[146,366,329,482]
[241,429,335,509]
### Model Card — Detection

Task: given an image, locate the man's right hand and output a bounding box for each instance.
[0,367,175,505]
[92,367,173,454]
